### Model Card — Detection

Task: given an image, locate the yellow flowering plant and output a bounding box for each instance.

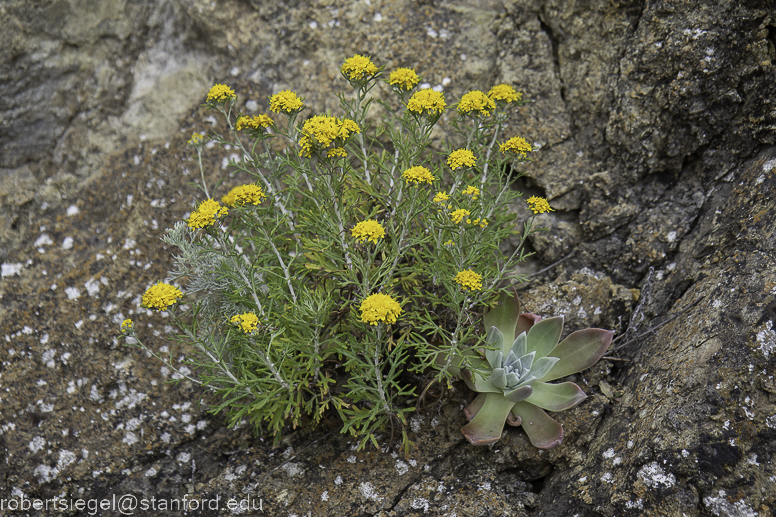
[121,55,559,453]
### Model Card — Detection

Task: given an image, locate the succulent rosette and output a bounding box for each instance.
[459,293,613,448]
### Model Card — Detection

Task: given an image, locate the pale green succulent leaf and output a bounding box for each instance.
[540,329,614,382]
[463,371,501,393]
[527,315,564,359]
[525,381,587,411]
[486,325,504,349]
[529,356,560,381]
[461,392,518,446]
[483,292,520,346]
[503,384,533,402]
[511,401,564,449]
[519,350,535,371]
[505,371,520,387]
[463,392,487,421]
[510,331,527,358]
[491,368,507,389]
[485,348,503,370]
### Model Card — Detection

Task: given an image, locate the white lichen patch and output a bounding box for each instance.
[281,462,304,477]
[410,497,429,512]
[395,459,409,475]
[755,321,775,359]
[57,450,76,471]
[703,489,758,517]
[603,448,616,459]
[321,490,329,501]
[223,465,246,481]
[636,462,676,488]
[625,499,644,509]
[358,482,383,501]
[763,157,776,172]
[29,436,46,453]
[122,432,138,445]
[766,414,776,428]
[1,263,24,277]
[601,472,613,483]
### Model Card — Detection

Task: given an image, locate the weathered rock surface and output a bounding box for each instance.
[1,0,775,516]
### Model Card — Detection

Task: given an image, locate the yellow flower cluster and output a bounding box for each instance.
[389,68,419,91]
[488,84,521,103]
[433,191,450,204]
[142,282,183,311]
[351,219,386,244]
[188,199,229,229]
[526,196,554,214]
[207,84,236,102]
[407,89,446,115]
[402,166,435,186]
[231,312,259,333]
[221,184,267,207]
[327,147,348,158]
[447,149,476,170]
[466,217,489,228]
[299,115,360,157]
[341,54,378,81]
[360,293,402,325]
[235,114,274,132]
[269,90,305,114]
[451,208,471,224]
[500,136,533,158]
[462,185,480,200]
[443,239,456,246]
[187,132,205,146]
[120,319,134,332]
[458,90,496,117]
[455,270,483,291]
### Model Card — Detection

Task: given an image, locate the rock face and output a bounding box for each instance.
[1,0,774,516]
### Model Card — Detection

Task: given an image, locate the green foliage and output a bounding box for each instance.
[122,56,547,452]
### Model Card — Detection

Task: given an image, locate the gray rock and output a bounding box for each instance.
[1,0,775,515]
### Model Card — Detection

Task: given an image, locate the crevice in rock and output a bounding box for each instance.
[537,15,565,103]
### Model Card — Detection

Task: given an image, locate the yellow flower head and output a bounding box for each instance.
[462,185,480,200]
[207,84,236,103]
[402,166,435,186]
[450,208,471,224]
[458,90,496,117]
[447,149,476,170]
[187,199,229,229]
[221,184,267,207]
[351,219,386,244]
[389,68,419,91]
[269,90,305,114]
[231,312,259,334]
[341,54,378,82]
[499,136,533,158]
[478,218,489,228]
[327,147,348,159]
[359,293,402,325]
[299,115,360,157]
[443,239,455,246]
[187,132,205,146]
[142,282,183,311]
[455,270,483,291]
[433,191,450,204]
[236,114,274,132]
[488,84,521,104]
[407,89,446,116]
[120,319,134,332]
[526,196,554,214]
